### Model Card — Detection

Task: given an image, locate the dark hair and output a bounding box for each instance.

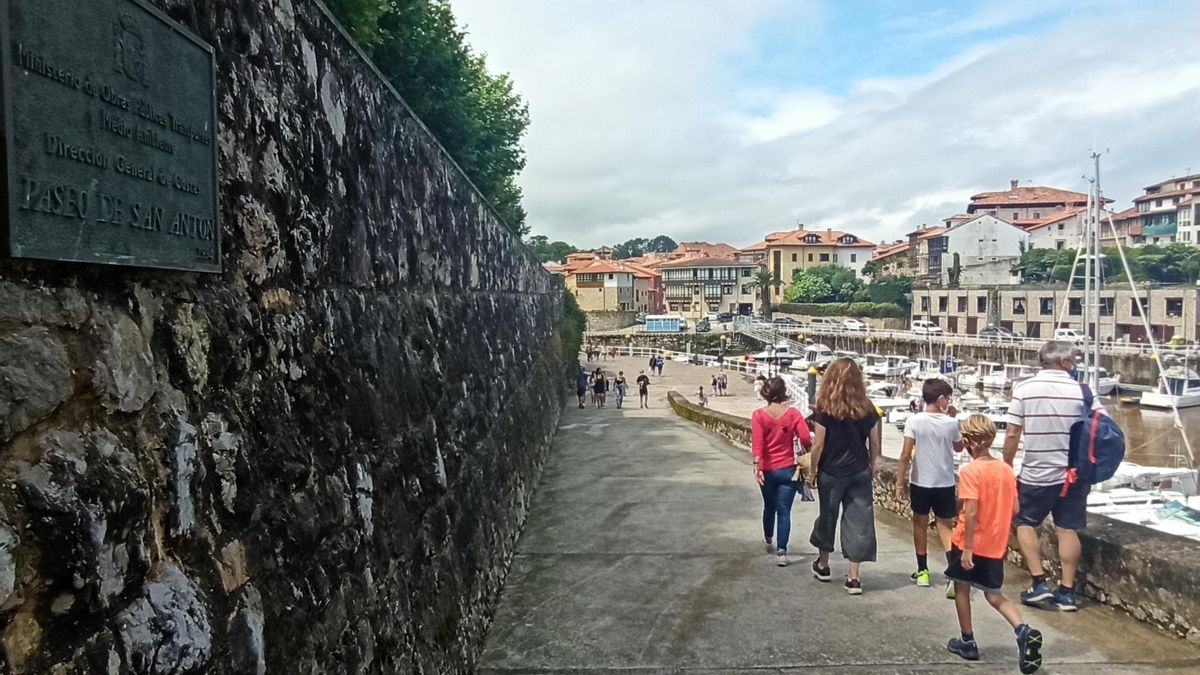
[761,377,788,404]
[921,378,953,404]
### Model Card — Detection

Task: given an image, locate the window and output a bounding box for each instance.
[1013,212,1019,220]
[1055,241,1064,250]
[1156,199,1163,207]
[977,297,987,313]
[1039,297,1054,315]
[957,296,967,312]
[1138,202,1150,213]
[804,234,819,244]
[721,284,733,295]
[1013,298,1026,315]
[741,284,751,294]
[608,274,614,280]
[1130,297,1149,315]
[1099,297,1114,316]
[808,253,814,262]
[791,253,797,262]
[1033,212,1040,219]
[742,268,752,277]
[921,296,930,311]
[1167,298,1184,316]
[850,253,857,263]
[819,253,830,262]
[772,250,782,280]
[833,253,839,263]
[841,235,858,244]
[938,297,948,312]
[1069,298,1082,315]
[1058,223,1064,231]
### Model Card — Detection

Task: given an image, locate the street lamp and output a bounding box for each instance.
[720,333,728,364]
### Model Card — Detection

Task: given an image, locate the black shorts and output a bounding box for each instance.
[1015,481,1088,530]
[910,485,957,519]
[944,546,1005,594]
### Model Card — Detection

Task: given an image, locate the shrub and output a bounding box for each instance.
[774,302,906,318]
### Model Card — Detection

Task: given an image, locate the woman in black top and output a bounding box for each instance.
[593,369,607,408]
[806,357,881,595]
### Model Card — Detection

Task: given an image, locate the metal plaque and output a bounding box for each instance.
[1,0,220,272]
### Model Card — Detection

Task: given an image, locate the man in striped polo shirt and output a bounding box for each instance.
[1003,341,1104,612]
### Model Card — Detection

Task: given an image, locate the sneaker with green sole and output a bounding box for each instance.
[913,569,931,587]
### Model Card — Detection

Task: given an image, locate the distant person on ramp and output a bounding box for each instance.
[637,370,651,408]
[614,371,627,409]
[806,358,880,595]
[752,376,812,567]
[575,367,590,409]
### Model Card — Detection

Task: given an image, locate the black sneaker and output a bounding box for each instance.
[947,636,980,661]
[844,577,863,595]
[1016,624,1044,673]
[811,560,831,582]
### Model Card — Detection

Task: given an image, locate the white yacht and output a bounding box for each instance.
[801,344,835,369]
[982,363,1037,390]
[867,381,913,410]
[1140,366,1200,409]
[1074,366,1120,397]
[958,361,1003,389]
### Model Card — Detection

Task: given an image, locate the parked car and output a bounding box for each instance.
[978,325,1020,343]
[696,318,711,333]
[1166,335,1187,347]
[634,312,646,325]
[717,312,734,322]
[1054,327,1087,343]
[807,317,841,330]
[911,320,944,335]
[772,317,801,327]
[841,318,869,332]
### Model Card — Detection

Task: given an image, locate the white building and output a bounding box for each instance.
[914,214,1028,286]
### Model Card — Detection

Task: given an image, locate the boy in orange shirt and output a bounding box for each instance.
[944,415,1043,674]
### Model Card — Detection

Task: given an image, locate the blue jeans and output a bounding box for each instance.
[760,467,799,551]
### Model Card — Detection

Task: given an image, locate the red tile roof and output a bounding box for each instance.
[744,229,876,250]
[674,241,739,258]
[657,255,754,269]
[1012,207,1085,231]
[872,241,910,260]
[969,185,1092,208]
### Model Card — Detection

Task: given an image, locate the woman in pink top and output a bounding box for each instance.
[753,377,812,566]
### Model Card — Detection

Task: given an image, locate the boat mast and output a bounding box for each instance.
[1083,168,1093,382]
[1090,151,1104,390]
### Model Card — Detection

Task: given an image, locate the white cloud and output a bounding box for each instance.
[450,0,1200,248]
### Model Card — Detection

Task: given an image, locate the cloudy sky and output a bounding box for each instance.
[449,0,1200,248]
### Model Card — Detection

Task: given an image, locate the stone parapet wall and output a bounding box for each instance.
[0,1,572,672]
[585,311,638,333]
[667,391,751,449]
[670,399,1200,644]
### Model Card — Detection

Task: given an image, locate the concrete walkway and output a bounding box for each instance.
[480,358,1200,673]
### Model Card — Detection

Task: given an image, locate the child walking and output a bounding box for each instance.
[944,415,1043,674]
[895,379,964,591]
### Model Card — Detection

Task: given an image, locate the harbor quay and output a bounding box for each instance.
[482,355,1200,672]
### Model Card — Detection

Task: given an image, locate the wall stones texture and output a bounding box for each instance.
[0,0,571,672]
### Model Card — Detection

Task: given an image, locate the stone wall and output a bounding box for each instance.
[585,310,637,333]
[0,1,575,672]
[670,401,1200,645]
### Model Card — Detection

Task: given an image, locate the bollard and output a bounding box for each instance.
[807,366,818,399]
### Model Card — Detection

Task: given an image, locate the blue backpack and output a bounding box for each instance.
[1063,384,1125,494]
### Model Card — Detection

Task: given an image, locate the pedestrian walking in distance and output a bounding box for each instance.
[614,371,627,409]
[697,386,708,407]
[593,369,607,408]
[637,370,651,408]
[806,358,880,595]
[946,415,1043,674]
[575,367,589,409]
[895,378,965,594]
[752,377,812,567]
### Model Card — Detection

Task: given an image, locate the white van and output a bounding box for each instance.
[911,320,943,335]
[1054,328,1087,343]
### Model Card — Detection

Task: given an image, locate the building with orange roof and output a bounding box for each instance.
[967,179,1094,217]
[742,226,874,302]
[870,240,912,277]
[673,241,739,259]
[564,258,660,313]
[1107,172,1200,246]
[658,255,761,318]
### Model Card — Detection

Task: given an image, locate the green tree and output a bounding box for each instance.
[646,235,678,253]
[325,0,390,48]
[860,259,882,279]
[525,235,578,263]
[867,276,913,307]
[748,269,778,319]
[784,275,834,303]
[329,0,531,235]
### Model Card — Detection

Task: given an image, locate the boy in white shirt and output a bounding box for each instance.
[895,378,965,590]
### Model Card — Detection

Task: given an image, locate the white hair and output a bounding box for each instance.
[1039,341,1078,368]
